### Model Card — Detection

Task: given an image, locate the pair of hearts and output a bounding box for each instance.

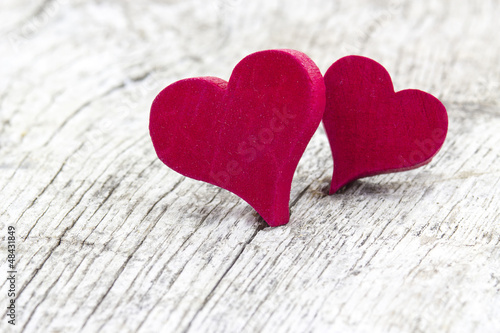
[150,49,448,227]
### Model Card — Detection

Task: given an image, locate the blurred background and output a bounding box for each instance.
[1,0,499,160]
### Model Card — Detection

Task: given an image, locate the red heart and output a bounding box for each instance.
[323,56,448,194]
[150,50,325,226]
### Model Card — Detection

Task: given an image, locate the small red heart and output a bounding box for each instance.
[323,56,448,194]
[150,50,325,226]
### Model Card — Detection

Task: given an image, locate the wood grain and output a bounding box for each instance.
[1,0,499,332]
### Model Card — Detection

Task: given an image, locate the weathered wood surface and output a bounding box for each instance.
[0,0,499,332]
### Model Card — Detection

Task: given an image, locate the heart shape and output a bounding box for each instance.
[150,49,325,226]
[323,55,448,194]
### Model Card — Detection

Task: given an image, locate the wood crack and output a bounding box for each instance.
[181,219,267,333]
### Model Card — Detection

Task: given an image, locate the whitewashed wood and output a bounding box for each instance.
[1,0,499,332]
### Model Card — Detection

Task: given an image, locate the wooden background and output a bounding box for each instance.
[1,0,499,332]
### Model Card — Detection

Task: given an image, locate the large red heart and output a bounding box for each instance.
[150,50,325,226]
[323,55,448,194]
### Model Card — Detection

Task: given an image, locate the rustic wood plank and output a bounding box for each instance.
[1,0,499,332]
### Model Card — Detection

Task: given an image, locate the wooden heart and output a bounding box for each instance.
[150,50,325,226]
[323,55,448,193]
